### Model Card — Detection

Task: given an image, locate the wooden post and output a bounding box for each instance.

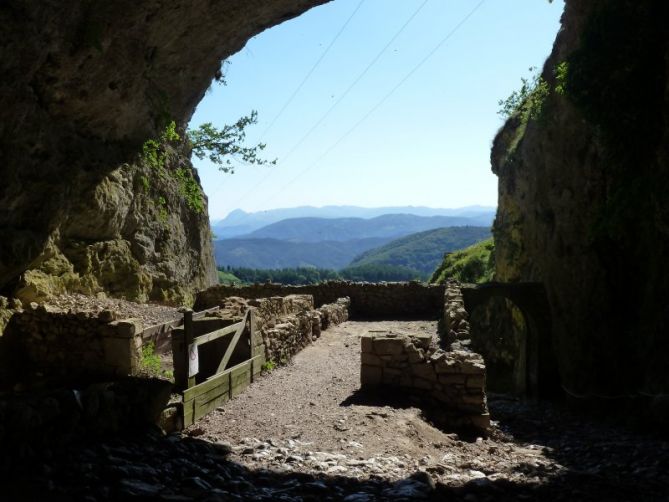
[171,328,186,391]
[184,309,196,389]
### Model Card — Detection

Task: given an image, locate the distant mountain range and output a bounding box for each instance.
[211,205,495,239]
[227,214,494,243]
[348,227,491,275]
[213,237,393,270]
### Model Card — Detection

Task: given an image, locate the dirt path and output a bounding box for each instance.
[197,321,450,465]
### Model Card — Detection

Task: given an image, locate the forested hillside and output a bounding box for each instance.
[349,227,491,275]
[213,237,391,269]
[430,238,495,284]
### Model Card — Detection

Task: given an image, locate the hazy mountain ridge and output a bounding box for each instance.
[212,206,495,238]
[235,213,494,243]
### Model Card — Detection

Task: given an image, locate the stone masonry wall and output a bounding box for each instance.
[443,280,471,348]
[202,295,350,367]
[360,333,489,431]
[360,281,490,431]
[195,282,444,320]
[1,304,144,388]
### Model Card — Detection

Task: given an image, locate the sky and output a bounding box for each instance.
[190,0,565,220]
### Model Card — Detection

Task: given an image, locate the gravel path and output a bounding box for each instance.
[198,321,444,459]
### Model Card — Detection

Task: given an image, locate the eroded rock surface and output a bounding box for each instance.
[493,1,669,396]
[0,0,328,303]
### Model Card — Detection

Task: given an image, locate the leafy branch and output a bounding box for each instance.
[498,66,550,123]
[187,111,276,173]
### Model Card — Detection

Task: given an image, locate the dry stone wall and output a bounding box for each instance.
[195,282,444,319]
[1,304,144,388]
[201,294,349,366]
[360,333,489,431]
[360,281,490,432]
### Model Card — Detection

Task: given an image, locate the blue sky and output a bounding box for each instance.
[190,0,565,220]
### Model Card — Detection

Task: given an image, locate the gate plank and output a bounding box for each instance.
[215,311,250,374]
[191,323,240,347]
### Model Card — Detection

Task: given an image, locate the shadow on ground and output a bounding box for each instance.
[1,393,668,501]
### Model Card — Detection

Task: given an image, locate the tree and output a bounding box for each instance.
[187,111,276,173]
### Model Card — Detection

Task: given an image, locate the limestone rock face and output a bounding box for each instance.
[0,0,328,303]
[492,1,669,395]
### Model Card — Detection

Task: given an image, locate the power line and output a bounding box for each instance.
[260,0,487,208]
[277,0,430,165]
[208,0,366,205]
[258,0,367,140]
[210,0,430,212]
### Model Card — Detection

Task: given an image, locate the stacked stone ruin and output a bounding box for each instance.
[360,281,490,431]
[2,303,144,385]
[209,294,350,365]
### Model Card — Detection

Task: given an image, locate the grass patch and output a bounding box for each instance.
[430,238,495,284]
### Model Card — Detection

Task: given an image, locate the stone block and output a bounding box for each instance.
[360,335,374,353]
[413,378,434,390]
[361,364,382,386]
[469,413,491,431]
[361,352,382,366]
[461,361,486,375]
[409,333,432,350]
[101,337,133,376]
[435,358,459,374]
[411,362,436,380]
[374,337,405,355]
[439,374,466,386]
[408,349,425,364]
[466,375,485,390]
[461,393,485,405]
[380,353,407,363]
[110,319,143,338]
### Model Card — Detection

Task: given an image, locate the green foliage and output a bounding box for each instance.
[141,121,205,214]
[142,121,180,176]
[348,227,491,275]
[430,238,495,284]
[141,342,162,375]
[498,67,550,123]
[224,266,341,285]
[554,61,569,96]
[261,360,276,372]
[156,196,168,223]
[217,269,241,284]
[187,112,276,173]
[222,264,423,284]
[140,175,150,192]
[340,263,424,282]
[174,167,204,213]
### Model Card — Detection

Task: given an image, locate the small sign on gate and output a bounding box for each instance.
[188,344,199,378]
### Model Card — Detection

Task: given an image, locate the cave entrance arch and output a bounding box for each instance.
[461,282,560,398]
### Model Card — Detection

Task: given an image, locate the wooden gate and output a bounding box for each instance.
[170,308,265,427]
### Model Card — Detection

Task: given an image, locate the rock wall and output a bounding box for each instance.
[195,282,445,319]
[0,305,145,389]
[0,0,327,303]
[492,0,669,397]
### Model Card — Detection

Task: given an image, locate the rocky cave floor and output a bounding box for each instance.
[3,320,669,501]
